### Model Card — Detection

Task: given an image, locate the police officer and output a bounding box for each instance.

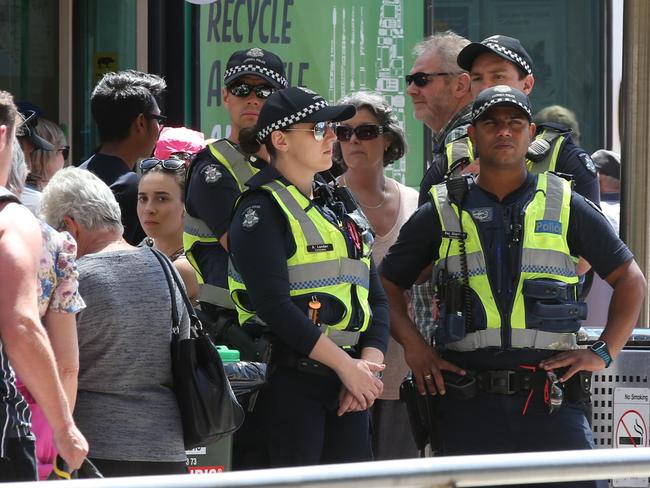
[184,48,287,327]
[380,86,645,486]
[229,87,389,467]
[420,35,601,208]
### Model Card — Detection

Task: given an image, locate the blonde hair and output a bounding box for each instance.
[26,118,66,189]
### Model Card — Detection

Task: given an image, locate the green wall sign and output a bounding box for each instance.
[199,0,425,186]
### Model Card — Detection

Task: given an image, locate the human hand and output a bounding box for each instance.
[539,349,606,382]
[52,423,89,471]
[337,387,367,416]
[403,338,465,395]
[336,358,384,410]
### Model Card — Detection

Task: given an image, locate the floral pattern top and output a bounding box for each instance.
[37,221,86,317]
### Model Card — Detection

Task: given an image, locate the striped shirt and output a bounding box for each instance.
[0,187,33,457]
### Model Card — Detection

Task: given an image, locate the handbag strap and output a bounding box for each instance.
[150,247,204,337]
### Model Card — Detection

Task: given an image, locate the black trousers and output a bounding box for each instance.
[255,366,373,467]
[0,436,37,482]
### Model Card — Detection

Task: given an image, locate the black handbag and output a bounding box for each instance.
[152,249,245,449]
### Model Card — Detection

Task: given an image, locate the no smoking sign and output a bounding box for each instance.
[613,388,650,487]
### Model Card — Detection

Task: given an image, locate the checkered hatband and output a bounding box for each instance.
[224,64,288,88]
[485,42,532,75]
[472,96,532,120]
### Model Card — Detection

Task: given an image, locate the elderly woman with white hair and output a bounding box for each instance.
[39,167,189,477]
[333,91,419,460]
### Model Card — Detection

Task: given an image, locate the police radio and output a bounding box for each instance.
[436,175,472,345]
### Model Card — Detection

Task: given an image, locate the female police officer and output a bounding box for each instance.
[228,86,389,467]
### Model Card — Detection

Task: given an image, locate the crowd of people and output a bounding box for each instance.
[0,29,644,487]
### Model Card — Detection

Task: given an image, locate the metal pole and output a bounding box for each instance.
[8,448,650,488]
[621,0,650,326]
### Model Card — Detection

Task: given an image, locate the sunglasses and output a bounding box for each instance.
[336,124,385,142]
[228,83,276,100]
[145,113,167,124]
[139,157,186,172]
[405,71,457,87]
[284,121,337,142]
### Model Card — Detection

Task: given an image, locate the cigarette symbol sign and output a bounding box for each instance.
[615,410,647,448]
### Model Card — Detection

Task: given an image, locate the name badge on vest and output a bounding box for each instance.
[307,243,334,253]
[442,230,468,240]
[535,220,562,235]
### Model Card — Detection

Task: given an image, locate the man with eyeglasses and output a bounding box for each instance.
[183,47,287,470]
[0,90,89,481]
[406,31,473,206]
[79,70,167,246]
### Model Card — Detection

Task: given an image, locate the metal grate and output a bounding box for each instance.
[590,350,650,448]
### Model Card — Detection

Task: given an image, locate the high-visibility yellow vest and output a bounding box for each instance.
[228,179,372,345]
[430,172,580,351]
[183,140,260,309]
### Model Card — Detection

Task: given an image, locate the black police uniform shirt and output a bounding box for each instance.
[381,173,632,369]
[229,165,390,358]
[418,125,601,207]
[79,153,145,245]
[184,144,267,289]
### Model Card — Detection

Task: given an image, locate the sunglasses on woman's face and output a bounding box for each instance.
[228,83,276,100]
[139,157,186,172]
[284,121,337,142]
[335,124,385,142]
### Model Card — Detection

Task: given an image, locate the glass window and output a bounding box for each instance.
[72,0,137,163]
[434,0,605,153]
[0,0,59,120]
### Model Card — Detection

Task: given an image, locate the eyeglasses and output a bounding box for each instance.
[228,83,276,100]
[336,124,385,142]
[139,157,186,172]
[405,71,458,87]
[284,121,337,142]
[145,113,167,124]
[58,145,70,160]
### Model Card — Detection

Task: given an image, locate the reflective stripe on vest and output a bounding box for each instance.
[430,172,578,350]
[445,328,578,352]
[183,140,261,308]
[229,179,371,332]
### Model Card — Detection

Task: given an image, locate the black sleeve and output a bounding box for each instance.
[556,137,601,206]
[567,193,633,279]
[229,192,322,356]
[380,202,442,289]
[358,259,389,354]
[185,155,242,240]
[418,155,447,206]
[111,172,145,245]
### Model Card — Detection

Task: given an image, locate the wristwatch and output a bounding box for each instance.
[589,340,613,368]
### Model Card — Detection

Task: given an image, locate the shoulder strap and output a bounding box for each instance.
[150,248,204,337]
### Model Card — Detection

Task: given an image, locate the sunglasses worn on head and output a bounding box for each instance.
[31,144,70,160]
[336,124,385,142]
[140,157,186,172]
[405,71,457,87]
[284,121,337,142]
[229,83,276,100]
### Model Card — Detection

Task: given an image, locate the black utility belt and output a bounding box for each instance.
[444,368,591,404]
[274,353,337,378]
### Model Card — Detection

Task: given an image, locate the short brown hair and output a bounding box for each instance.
[0,91,18,140]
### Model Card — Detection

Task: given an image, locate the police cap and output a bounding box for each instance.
[223,47,288,90]
[471,85,533,123]
[458,35,533,76]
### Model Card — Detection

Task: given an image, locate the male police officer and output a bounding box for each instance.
[420,35,600,207]
[381,86,645,482]
[184,48,287,326]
